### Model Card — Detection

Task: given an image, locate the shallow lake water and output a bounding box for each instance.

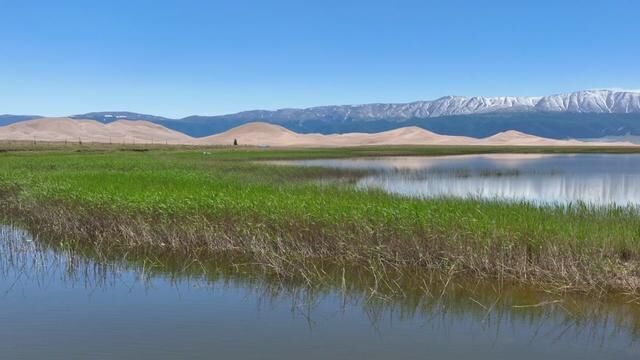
[278,154,640,207]
[1,225,640,359]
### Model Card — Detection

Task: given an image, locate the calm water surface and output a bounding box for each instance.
[1,225,640,359]
[279,154,640,206]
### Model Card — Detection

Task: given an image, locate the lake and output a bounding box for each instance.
[1,224,639,359]
[276,154,640,207]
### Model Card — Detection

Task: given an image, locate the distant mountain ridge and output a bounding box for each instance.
[70,111,171,123]
[0,114,42,126]
[3,90,640,139]
[211,90,640,122]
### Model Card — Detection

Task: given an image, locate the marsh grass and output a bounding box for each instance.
[1,146,640,297]
[3,223,640,342]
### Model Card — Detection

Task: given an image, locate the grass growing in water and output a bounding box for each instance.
[1,145,640,296]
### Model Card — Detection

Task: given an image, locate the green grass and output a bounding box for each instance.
[1,145,640,295]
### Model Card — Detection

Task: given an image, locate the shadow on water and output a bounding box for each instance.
[1,224,640,359]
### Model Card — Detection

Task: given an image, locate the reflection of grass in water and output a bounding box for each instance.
[2,224,640,346]
[0,147,639,298]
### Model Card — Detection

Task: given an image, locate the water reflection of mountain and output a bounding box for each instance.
[282,154,640,207]
[359,173,640,206]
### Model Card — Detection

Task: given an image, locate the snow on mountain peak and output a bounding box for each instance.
[534,89,640,113]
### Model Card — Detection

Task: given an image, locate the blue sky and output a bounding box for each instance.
[1,0,639,118]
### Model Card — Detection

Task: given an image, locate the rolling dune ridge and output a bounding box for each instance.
[0,118,633,147]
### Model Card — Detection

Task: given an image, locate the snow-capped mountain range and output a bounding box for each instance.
[534,90,640,113]
[227,89,640,121]
[2,89,640,139]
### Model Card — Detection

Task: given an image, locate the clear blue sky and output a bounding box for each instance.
[1,0,639,118]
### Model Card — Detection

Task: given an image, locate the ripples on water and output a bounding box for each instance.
[1,225,640,359]
[279,154,640,207]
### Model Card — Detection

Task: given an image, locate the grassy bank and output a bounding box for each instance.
[1,145,640,296]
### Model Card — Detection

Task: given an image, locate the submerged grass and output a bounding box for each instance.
[4,224,640,342]
[1,145,640,296]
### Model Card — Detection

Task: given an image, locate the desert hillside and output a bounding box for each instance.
[483,130,585,146]
[0,118,631,147]
[0,118,194,144]
[199,122,622,147]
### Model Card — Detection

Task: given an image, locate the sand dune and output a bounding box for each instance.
[199,122,620,147]
[0,118,633,147]
[199,122,308,146]
[0,118,193,144]
[483,130,585,146]
[328,127,480,146]
[200,123,481,146]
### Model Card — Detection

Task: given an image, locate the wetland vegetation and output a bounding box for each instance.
[3,223,640,359]
[1,143,640,299]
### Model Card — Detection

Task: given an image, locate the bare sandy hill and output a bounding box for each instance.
[0,118,104,142]
[104,120,194,144]
[0,118,194,144]
[199,122,613,147]
[199,122,305,146]
[0,118,634,147]
[327,126,481,146]
[199,123,479,146]
[484,130,584,146]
